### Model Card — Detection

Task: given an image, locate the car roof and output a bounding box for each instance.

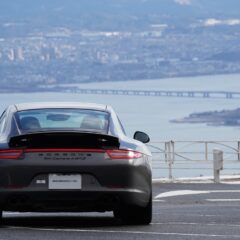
[13,102,108,112]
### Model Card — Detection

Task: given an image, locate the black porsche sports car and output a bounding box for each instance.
[0,102,152,224]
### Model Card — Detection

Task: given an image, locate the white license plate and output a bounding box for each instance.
[48,174,82,190]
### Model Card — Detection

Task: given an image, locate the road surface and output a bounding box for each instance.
[1,183,240,240]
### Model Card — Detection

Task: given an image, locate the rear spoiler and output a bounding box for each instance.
[9,131,120,149]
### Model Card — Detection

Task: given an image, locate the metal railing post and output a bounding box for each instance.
[205,142,208,161]
[170,141,175,179]
[165,141,175,180]
[164,142,168,163]
[213,149,224,183]
[238,141,240,161]
[165,142,171,180]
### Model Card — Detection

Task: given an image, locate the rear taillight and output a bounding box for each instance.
[106,149,142,159]
[0,150,23,159]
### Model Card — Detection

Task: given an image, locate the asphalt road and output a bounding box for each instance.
[1,183,240,240]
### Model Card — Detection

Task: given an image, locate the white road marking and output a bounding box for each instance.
[224,182,240,185]
[154,190,210,199]
[6,226,240,238]
[151,222,240,227]
[152,212,218,217]
[206,199,240,202]
[155,190,240,199]
[153,199,165,202]
[3,212,20,215]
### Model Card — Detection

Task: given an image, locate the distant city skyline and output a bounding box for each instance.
[0,0,240,92]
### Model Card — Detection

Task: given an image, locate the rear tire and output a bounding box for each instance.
[114,195,152,225]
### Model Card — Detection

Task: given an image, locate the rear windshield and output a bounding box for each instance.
[15,109,109,133]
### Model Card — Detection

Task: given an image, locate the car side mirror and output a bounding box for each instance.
[133,131,150,143]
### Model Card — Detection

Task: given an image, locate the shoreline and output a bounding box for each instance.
[1,72,240,94]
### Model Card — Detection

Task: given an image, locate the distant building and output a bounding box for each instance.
[15,48,24,61]
[7,49,14,61]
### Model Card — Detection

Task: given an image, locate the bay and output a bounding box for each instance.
[1,73,240,178]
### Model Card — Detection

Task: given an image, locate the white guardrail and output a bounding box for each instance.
[148,141,240,181]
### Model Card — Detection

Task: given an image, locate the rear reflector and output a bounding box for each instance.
[106,149,142,159]
[0,150,23,159]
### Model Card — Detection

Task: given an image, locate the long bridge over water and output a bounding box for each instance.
[64,88,240,99]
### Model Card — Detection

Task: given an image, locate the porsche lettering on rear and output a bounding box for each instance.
[38,152,89,161]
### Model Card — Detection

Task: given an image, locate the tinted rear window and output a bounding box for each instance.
[15,108,109,133]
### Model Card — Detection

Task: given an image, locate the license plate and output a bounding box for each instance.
[48,174,82,190]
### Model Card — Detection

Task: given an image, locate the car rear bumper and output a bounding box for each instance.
[0,188,150,212]
[0,159,152,212]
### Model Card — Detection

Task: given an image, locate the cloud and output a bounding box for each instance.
[174,0,192,5]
